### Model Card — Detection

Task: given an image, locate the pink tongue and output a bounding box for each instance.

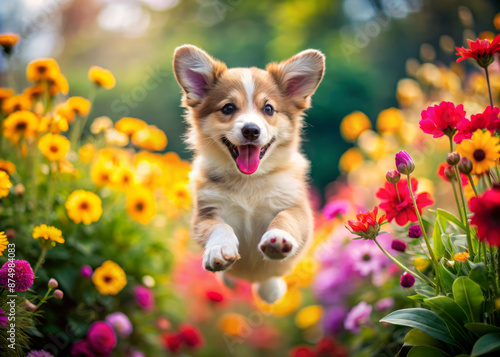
[236,145,260,174]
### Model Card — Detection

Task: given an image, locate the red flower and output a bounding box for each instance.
[376,178,434,226]
[436,162,468,185]
[290,346,316,357]
[345,206,386,240]
[420,101,466,138]
[206,291,224,303]
[454,106,500,143]
[160,331,182,353]
[178,324,204,349]
[469,185,500,246]
[315,337,346,357]
[456,35,500,67]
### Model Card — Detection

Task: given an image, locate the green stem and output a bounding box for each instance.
[482,241,488,269]
[45,164,54,221]
[33,248,48,275]
[455,166,475,258]
[450,180,464,224]
[449,135,454,153]
[485,66,494,109]
[70,85,97,150]
[35,288,53,309]
[374,238,436,288]
[467,174,478,197]
[485,173,493,188]
[393,183,401,203]
[495,166,500,182]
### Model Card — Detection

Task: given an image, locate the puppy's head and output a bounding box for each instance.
[173,45,325,175]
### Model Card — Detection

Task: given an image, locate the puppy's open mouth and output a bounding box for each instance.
[222,137,275,175]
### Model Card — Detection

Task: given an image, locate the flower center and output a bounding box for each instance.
[38,66,47,74]
[473,149,486,162]
[103,275,113,283]
[13,104,22,111]
[135,202,145,212]
[79,201,89,211]
[49,145,59,153]
[15,121,27,131]
[362,253,371,261]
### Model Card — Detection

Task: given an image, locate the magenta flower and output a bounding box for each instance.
[395,151,415,175]
[323,200,349,220]
[105,312,133,338]
[344,301,372,333]
[323,306,347,334]
[420,101,466,138]
[454,106,500,143]
[134,285,154,311]
[375,297,394,310]
[0,308,8,326]
[80,265,93,279]
[87,321,116,356]
[348,240,388,277]
[391,239,407,252]
[400,272,415,288]
[26,351,54,357]
[408,224,422,238]
[71,340,96,357]
[0,260,34,292]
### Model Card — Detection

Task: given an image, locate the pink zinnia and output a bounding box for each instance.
[134,285,154,311]
[87,321,116,356]
[0,259,35,292]
[454,106,500,143]
[344,301,372,333]
[420,101,466,138]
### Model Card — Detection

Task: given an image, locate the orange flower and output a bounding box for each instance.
[2,94,32,115]
[126,186,156,224]
[0,160,16,174]
[111,167,136,191]
[91,158,114,187]
[0,88,14,104]
[115,117,147,137]
[27,58,60,82]
[88,66,116,89]
[453,252,469,262]
[56,97,91,123]
[23,85,45,102]
[132,125,167,151]
[38,133,70,161]
[3,110,39,143]
[47,73,69,96]
[0,33,19,54]
[79,143,96,163]
[166,182,191,210]
[345,206,387,240]
[65,190,103,225]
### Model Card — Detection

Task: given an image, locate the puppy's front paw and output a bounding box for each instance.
[259,229,298,260]
[203,244,240,272]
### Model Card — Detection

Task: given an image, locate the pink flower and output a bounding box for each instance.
[71,340,96,357]
[80,265,93,279]
[456,35,500,67]
[134,285,154,311]
[420,101,466,138]
[87,322,116,356]
[454,106,500,143]
[0,259,34,292]
[344,301,372,333]
[400,272,415,288]
[323,200,349,220]
[0,308,8,326]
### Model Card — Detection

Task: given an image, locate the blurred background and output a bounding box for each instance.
[1,0,499,195]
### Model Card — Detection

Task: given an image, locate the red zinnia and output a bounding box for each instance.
[456,35,500,67]
[290,346,316,357]
[376,178,434,226]
[178,324,204,349]
[469,185,500,246]
[345,206,386,240]
[160,331,182,353]
[454,106,500,143]
[436,162,468,185]
[420,101,466,138]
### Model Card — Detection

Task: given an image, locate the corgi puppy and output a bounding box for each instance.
[173,45,325,303]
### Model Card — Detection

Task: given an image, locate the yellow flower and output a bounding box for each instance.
[27,58,60,82]
[376,108,404,134]
[0,88,14,104]
[0,160,16,174]
[0,33,19,54]
[414,257,430,272]
[217,313,249,337]
[456,130,500,175]
[0,171,12,198]
[339,147,363,172]
[295,305,323,329]
[65,190,103,225]
[285,258,318,288]
[115,117,147,137]
[23,85,45,102]
[90,116,113,134]
[105,129,129,147]
[79,143,96,163]
[126,186,156,224]
[358,130,389,160]
[33,224,65,244]
[92,260,127,295]
[2,94,32,115]
[132,125,168,151]
[111,167,136,191]
[165,182,191,210]
[47,73,69,96]
[56,97,91,123]
[38,133,70,161]
[3,110,39,143]
[91,159,114,186]
[396,78,423,106]
[255,288,302,316]
[454,252,469,262]
[340,111,371,141]
[38,115,69,134]
[88,66,116,89]
[0,231,7,255]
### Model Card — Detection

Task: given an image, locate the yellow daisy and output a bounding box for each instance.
[132,125,167,151]
[0,171,12,198]
[115,117,147,137]
[3,110,39,143]
[92,260,127,295]
[111,167,136,191]
[47,73,69,96]
[456,130,500,175]
[2,94,32,115]
[26,58,60,82]
[78,143,96,163]
[90,116,113,134]
[65,190,103,225]
[56,97,91,123]
[38,133,70,161]
[340,111,371,141]
[165,182,191,210]
[33,224,65,244]
[91,158,114,187]
[0,160,16,175]
[0,231,8,255]
[339,147,363,172]
[88,66,116,90]
[453,252,469,262]
[126,186,156,225]
[376,107,404,134]
[23,85,45,102]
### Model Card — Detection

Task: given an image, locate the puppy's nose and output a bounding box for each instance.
[242,124,260,141]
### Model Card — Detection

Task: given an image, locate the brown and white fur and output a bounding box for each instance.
[172,45,325,303]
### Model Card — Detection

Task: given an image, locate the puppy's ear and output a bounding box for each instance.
[173,45,227,106]
[266,49,325,109]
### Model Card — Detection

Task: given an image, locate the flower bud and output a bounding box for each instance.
[386,169,401,184]
[444,166,456,181]
[80,265,93,279]
[24,300,37,312]
[395,151,415,175]
[400,272,415,288]
[446,152,460,166]
[391,239,407,252]
[408,224,422,238]
[5,229,16,240]
[15,183,25,198]
[48,278,58,289]
[457,157,473,175]
[53,289,64,300]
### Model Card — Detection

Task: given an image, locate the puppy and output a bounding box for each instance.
[173,45,325,303]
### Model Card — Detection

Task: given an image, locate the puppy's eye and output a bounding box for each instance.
[263,104,274,116]
[221,103,236,115]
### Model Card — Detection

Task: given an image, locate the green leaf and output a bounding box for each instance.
[439,259,458,293]
[407,346,450,357]
[404,329,449,352]
[471,333,500,356]
[449,234,468,252]
[423,296,472,348]
[469,263,489,290]
[465,323,500,338]
[380,308,454,344]
[414,280,436,297]
[453,277,484,323]
[436,208,466,231]
[408,294,429,304]
[432,214,448,257]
